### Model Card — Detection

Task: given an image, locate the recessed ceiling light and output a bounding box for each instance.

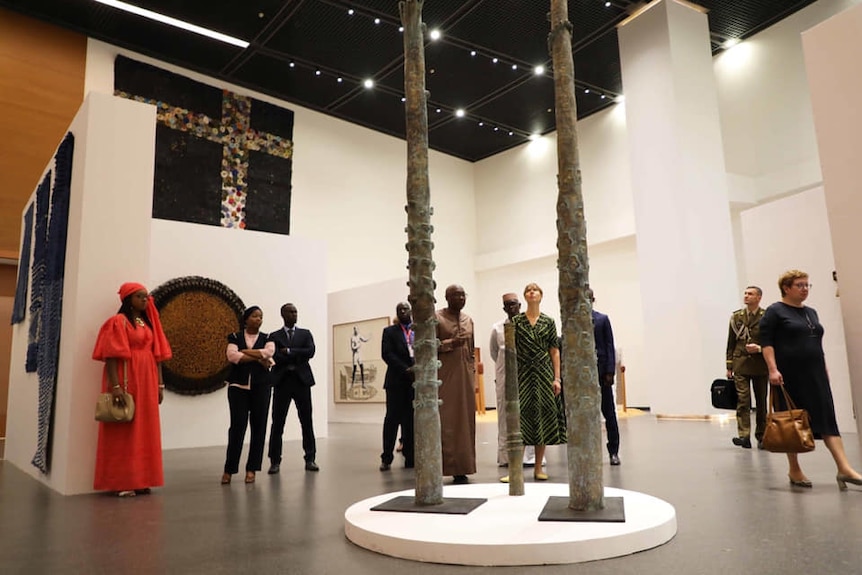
[605,1,612,7]
[337,77,343,83]
[470,50,477,57]
[289,61,295,68]
[436,108,441,113]
[455,109,465,118]
[429,29,441,41]
[508,131,513,136]
[492,57,498,64]
[478,122,484,126]
[722,38,741,49]
[92,0,249,47]
[348,8,354,16]
[534,65,545,75]
[314,69,321,76]
[374,18,381,25]
[398,26,404,32]
[511,64,517,70]
[584,89,590,94]
[363,79,374,89]
[600,94,606,99]
[401,97,406,102]
[493,127,499,132]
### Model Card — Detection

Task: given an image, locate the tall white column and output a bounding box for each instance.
[618,0,737,416]
[803,3,862,439]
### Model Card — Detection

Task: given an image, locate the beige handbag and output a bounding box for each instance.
[94,361,135,423]
[762,385,815,453]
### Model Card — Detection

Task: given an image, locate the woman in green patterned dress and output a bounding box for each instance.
[513,282,565,480]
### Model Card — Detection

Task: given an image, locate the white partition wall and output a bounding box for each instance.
[802,2,862,437]
[7,93,156,494]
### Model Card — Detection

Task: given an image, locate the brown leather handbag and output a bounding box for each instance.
[94,361,135,423]
[762,385,815,453]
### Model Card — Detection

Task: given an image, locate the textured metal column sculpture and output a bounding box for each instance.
[550,0,605,510]
[400,0,443,506]
[504,322,525,495]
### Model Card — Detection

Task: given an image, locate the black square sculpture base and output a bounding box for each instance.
[538,496,626,522]
[371,495,487,515]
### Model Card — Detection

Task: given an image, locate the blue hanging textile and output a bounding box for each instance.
[11,203,34,324]
[25,172,51,373]
[31,133,74,474]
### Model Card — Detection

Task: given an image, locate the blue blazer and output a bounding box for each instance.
[268,326,316,387]
[591,310,616,377]
[381,323,414,389]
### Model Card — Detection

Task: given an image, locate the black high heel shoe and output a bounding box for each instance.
[836,473,862,491]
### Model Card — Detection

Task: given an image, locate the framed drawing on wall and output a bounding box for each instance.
[333,316,390,403]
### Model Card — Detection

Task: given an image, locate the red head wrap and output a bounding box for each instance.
[117,282,172,362]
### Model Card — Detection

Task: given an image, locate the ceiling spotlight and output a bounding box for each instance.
[600,94,606,99]
[478,122,484,127]
[492,57,498,64]
[314,69,321,76]
[363,78,374,89]
[337,77,343,83]
[436,108,441,113]
[534,65,545,76]
[493,127,499,132]
[470,50,477,57]
[529,133,540,141]
[455,108,465,118]
[289,61,295,68]
[508,131,513,136]
[429,29,441,41]
[348,8,354,15]
[398,26,404,32]
[511,64,517,70]
[605,1,611,6]
[722,38,741,49]
[584,88,590,94]
[374,18,380,25]
[401,97,406,102]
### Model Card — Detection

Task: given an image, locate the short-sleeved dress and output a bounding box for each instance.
[759,302,839,438]
[92,314,172,491]
[514,313,566,446]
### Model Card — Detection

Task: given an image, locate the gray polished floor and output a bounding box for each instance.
[1,414,861,574]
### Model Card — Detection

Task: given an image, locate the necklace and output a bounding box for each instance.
[135,317,145,327]
[795,307,815,335]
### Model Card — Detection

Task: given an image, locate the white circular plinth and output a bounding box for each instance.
[344,483,676,566]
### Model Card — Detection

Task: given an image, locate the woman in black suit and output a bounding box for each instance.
[221,306,274,485]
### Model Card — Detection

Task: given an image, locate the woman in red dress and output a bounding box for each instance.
[92,282,172,497]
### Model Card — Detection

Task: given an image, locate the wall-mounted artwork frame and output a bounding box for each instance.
[333,316,389,403]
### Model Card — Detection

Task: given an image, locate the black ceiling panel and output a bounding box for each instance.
[0,0,819,162]
[231,52,355,110]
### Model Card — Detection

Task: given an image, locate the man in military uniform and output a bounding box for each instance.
[726,286,769,449]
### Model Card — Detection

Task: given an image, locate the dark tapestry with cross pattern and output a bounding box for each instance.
[114,56,293,234]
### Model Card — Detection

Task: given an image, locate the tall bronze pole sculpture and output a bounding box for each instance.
[550,0,605,511]
[504,322,525,495]
[400,0,443,506]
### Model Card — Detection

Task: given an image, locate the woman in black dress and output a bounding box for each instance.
[760,270,862,490]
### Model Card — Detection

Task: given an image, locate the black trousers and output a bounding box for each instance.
[224,384,272,474]
[268,373,316,463]
[601,382,620,455]
[381,383,414,465]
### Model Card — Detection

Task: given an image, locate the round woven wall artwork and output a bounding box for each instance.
[151,276,245,396]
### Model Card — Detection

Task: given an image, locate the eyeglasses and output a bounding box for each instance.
[792,283,812,289]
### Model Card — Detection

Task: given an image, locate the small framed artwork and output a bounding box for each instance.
[332,316,390,403]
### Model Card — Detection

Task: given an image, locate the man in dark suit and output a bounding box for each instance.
[267,303,319,473]
[379,302,415,471]
[592,293,621,466]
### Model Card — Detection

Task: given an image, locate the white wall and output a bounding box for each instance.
[150,220,326,450]
[803,1,862,438]
[739,188,853,432]
[85,40,476,298]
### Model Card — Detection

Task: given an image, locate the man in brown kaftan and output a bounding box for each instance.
[436,285,477,484]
